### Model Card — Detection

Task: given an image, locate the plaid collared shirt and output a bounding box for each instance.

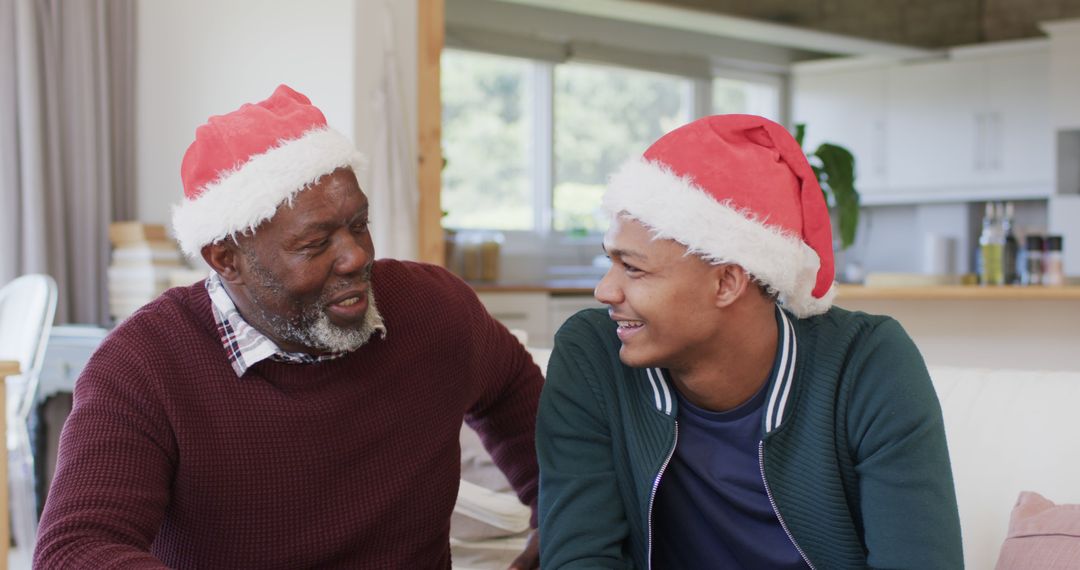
[205,272,385,377]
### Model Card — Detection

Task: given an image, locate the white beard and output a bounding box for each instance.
[283,287,382,353]
[243,249,382,354]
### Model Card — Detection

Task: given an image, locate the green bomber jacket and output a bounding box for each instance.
[537,306,963,569]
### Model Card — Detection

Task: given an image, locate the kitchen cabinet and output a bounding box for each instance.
[793,62,889,194]
[792,40,1052,204]
[476,292,551,347]
[477,291,600,347]
[885,58,983,192]
[1041,19,1080,129]
[549,296,603,338]
[950,43,1049,192]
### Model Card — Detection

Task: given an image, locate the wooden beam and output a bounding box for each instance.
[0,360,16,570]
[417,0,445,265]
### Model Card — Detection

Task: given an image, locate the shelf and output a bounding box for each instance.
[858,185,1053,206]
[837,284,1080,300]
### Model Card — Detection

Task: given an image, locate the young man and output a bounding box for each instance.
[35,85,542,569]
[536,114,962,568]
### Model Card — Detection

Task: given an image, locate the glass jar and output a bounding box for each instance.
[479,231,504,282]
[459,231,484,282]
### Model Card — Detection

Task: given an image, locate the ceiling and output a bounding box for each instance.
[642,0,1080,47]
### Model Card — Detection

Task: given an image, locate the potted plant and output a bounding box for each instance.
[794,124,860,250]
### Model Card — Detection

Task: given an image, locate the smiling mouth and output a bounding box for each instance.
[326,282,369,308]
[333,296,363,307]
[617,320,644,330]
[323,287,370,321]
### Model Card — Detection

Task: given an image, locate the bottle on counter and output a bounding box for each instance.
[1002,202,1019,284]
[1044,235,1065,286]
[979,202,1005,286]
[1022,235,1044,286]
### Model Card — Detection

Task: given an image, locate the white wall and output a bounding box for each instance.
[136,0,358,226]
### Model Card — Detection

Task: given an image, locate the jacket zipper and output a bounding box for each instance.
[646,421,678,570]
[758,441,816,569]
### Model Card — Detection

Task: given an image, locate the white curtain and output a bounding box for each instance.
[367,0,420,261]
[0,0,136,325]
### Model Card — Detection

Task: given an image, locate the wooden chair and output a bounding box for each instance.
[0,360,16,569]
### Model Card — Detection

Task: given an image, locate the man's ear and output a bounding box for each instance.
[713,263,751,309]
[201,240,245,285]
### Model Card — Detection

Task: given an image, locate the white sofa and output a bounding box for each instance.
[454,352,1080,569]
[930,365,1080,569]
[452,348,550,570]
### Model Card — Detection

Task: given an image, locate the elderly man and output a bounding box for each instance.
[35,85,542,569]
[536,115,963,568]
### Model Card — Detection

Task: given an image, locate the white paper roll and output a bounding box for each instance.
[922,233,955,276]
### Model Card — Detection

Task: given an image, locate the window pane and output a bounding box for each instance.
[712,77,781,122]
[441,50,533,230]
[554,62,690,233]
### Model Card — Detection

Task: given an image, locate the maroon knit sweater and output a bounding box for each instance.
[34,260,543,569]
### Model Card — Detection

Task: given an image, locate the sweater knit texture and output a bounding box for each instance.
[35,259,543,569]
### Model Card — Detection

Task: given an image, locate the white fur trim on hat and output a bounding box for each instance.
[603,157,837,318]
[171,127,367,258]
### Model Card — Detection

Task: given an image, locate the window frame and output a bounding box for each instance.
[441,47,787,237]
[709,64,788,124]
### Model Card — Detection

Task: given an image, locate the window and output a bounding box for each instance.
[554,62,691,233]
[441,48,782,235]
[712,76,782,122]
[441,50,535,230]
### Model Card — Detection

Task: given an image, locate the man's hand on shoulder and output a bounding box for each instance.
[508,529,539,569]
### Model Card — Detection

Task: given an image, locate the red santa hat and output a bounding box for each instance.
[603,114,836,318]
[172,84,365,258]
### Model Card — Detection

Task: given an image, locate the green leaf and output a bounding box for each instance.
[793,123,862,250]
[813,143,859,249]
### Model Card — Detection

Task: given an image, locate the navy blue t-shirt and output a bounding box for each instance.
[651,313,810,569]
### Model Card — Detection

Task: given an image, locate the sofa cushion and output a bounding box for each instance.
[450,347,550,554]
[453,424,519,540]
[996,491,1080,569]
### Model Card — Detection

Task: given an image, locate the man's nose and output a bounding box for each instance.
[594,265,621,305]
[333,230,371,276]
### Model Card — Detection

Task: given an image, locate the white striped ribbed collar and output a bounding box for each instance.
[764,305,798,433]
[643,305,797,433]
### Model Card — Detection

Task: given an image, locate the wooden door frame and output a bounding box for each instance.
[417,0,445,265]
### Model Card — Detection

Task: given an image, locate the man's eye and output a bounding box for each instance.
[624,263,642,275]
[352,220,370,233]
[305,238,329,250]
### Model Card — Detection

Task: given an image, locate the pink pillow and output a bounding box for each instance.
[996,492,1080,569]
